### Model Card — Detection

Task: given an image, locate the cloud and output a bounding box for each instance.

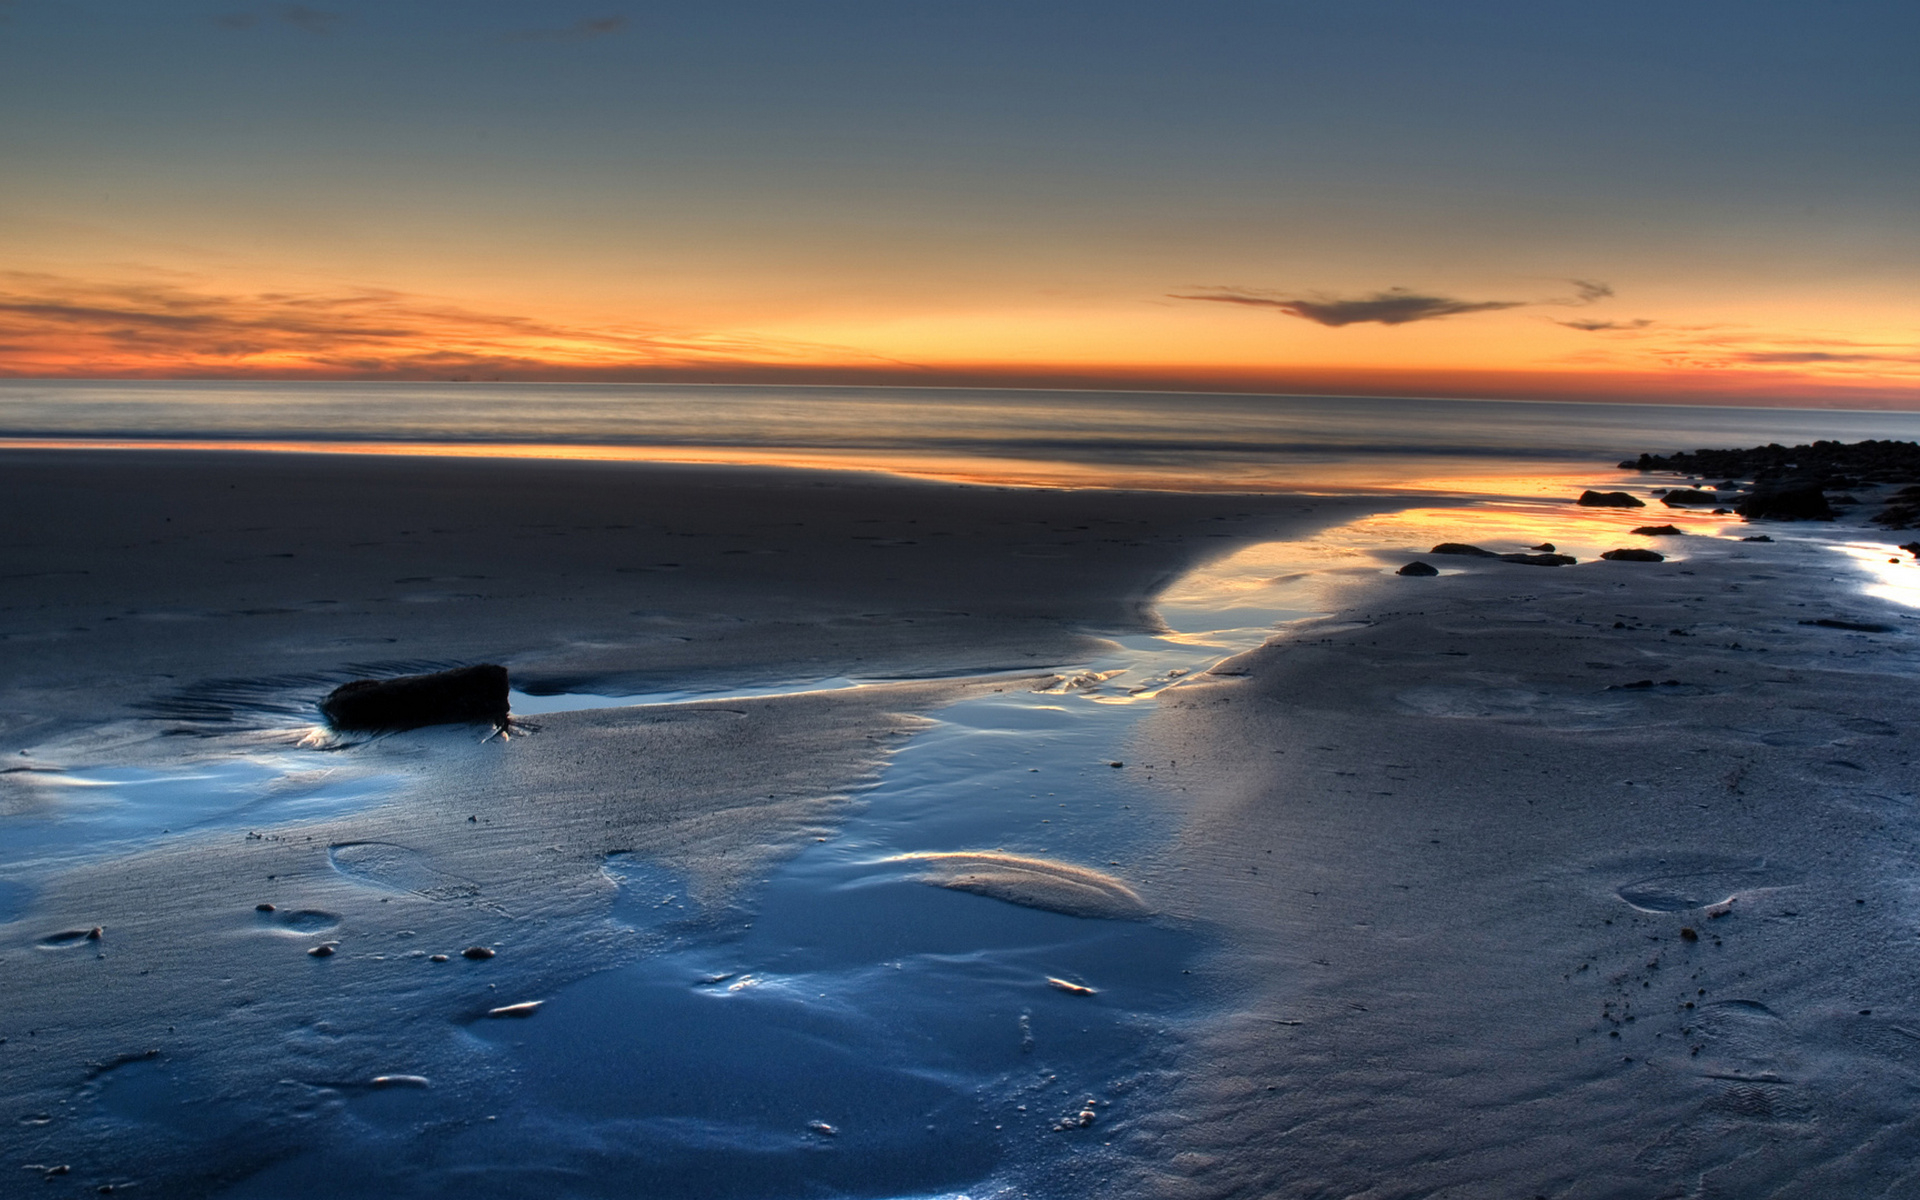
[1568,279,1613,304]
[1173,286,1527,327]
[1557,318,1655,332]
[1738,350,1910,364]
[510,15,628,41]
[0,271,890,379]
[281,5,341,34]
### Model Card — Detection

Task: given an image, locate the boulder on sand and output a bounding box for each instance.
[1659,489,1723,507]
[1396,561,1440,576]
[1737,485,1834,521]
[1601,548,1665,562]
[1429,543,1500,557]
[1497,553,1577,566]
[1576,490,1645,508]
[319,664,510,732]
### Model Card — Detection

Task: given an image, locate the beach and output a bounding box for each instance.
[3,441,1918,1196]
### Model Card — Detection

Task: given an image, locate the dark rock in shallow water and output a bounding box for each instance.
[1430,543,1499,557]
[1498,553,1577,566]
[1737,486,1833,521]
[1577,490,1645,508]
[319,664,510,732]
[1660,489,1722,507]
[1396,561,1440,576]
[1631,524,1683,536]
[1741,535,1773,542]
[1802,618,1896,633]
[1601,548,1665,562]
[1530,542,1556,551]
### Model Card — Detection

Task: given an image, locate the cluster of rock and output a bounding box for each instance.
[1619,439,1920,526]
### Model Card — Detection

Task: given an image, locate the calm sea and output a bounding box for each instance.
[3,379,1916,491]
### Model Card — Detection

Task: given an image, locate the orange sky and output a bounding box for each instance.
[3,5,1916,407]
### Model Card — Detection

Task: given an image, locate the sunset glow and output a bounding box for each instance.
[3,3,1915,406]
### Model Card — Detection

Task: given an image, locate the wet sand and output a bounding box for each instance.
[0,449,1404,1196]
[1128,513,1920,1196]
[6,448,1919,1196]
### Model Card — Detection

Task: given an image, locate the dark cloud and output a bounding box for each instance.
[1558,318,1654,332]
[1739,350,1900,364]
[1173,286,1525,327]
[510,15,628,42]
[1568,279,1613,304]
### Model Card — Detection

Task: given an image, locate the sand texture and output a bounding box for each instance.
[1124,525,1920,1197]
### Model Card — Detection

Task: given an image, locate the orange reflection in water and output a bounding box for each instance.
[0,436,1644,498]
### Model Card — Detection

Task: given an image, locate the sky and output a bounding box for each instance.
[2,1,1917,405]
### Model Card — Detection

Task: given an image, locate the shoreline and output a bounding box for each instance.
[4,445,1918,1195]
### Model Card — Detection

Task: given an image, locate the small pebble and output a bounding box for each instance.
[256,903,276,912]
[462,946,496,961]
[1679,927,1698,942]
[807,1120,837,1136]
[308,943,336,958]
[429,954,450,963]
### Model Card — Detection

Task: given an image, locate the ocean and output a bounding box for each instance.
[4,379,1918,490]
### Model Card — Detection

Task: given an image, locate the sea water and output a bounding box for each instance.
[4,378,1919,492]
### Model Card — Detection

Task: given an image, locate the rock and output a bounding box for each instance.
[1900,542,1920,557]
[1802,618,1895,633]
[1577,490,1646,508]
[1497,553,1576,566]
[486,1001,544,1018]
[319,664,510,732]
[1738,485,1833,520]
[461,945,496,960]
[1429,543,1499,557]
[1741,535,1773,542]
[1631,524,1682,536]
[1660,489,1722,507]
[1601,548,1665,562]
[307,943,337,958]
[1530,543,1556,551]
[1396,561,1439,576]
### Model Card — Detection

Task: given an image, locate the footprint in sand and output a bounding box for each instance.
[254,907,342,935]
[36,926,102,949]
[328,842,479,902]
[1614,857,1780,912]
